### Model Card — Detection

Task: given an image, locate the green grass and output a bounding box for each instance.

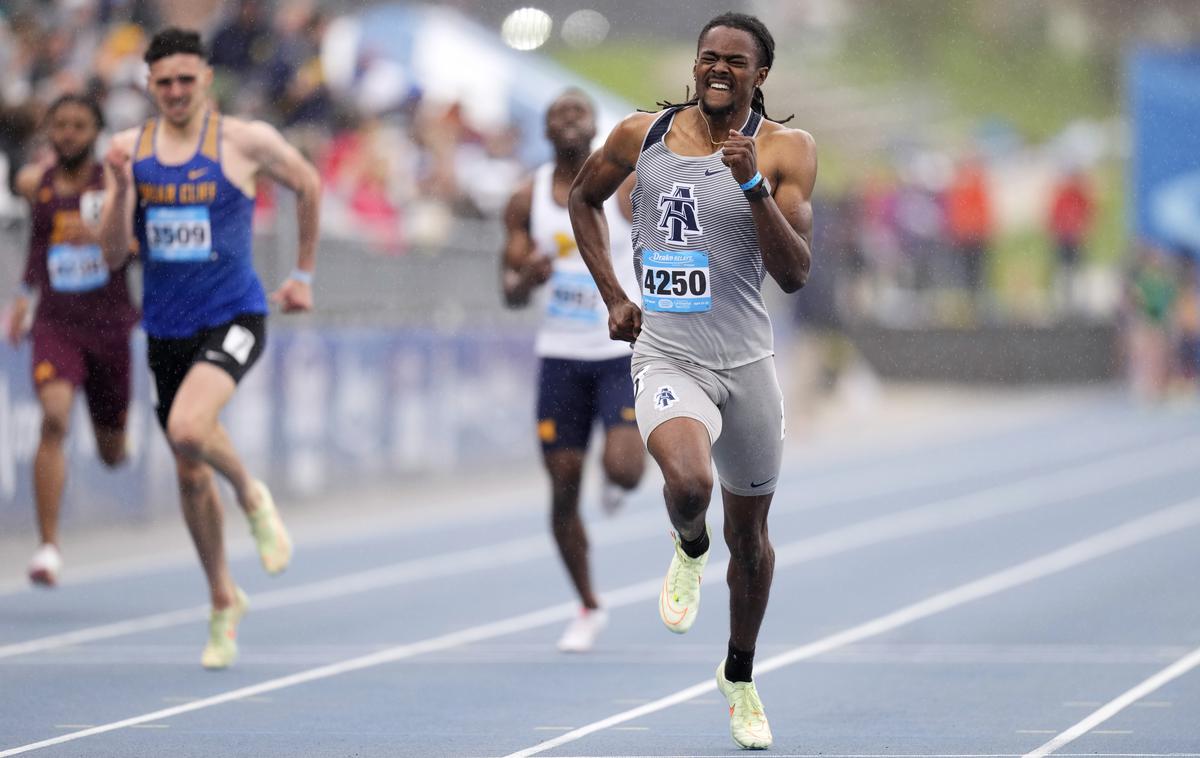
[1087,160,1126,266]
[834,3,1113,141]
[551,43,690,111]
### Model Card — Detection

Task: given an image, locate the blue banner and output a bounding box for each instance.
[0,328,539,531]
[1129,49,1200,256]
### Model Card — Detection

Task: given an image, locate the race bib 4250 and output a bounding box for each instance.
[641,250,710,313]
[146,206,212,262]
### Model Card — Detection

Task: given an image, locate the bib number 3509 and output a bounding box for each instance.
[146,206,213,262]
[641,250,710,313]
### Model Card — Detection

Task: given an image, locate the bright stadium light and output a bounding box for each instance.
[501,7,553,51]
[561,9,609,49]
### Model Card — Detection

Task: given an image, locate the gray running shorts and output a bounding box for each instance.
[631,355,785,496]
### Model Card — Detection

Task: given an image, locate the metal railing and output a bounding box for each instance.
[0,207,540,330]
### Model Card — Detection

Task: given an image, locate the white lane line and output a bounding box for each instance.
[499,498,1200,758]
[6,432,1195,662]
[4,504,1197,755]
[0,407,1167,598]
[0,599,577,757]
[1023,642,1200,757]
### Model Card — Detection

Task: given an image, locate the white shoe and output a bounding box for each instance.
[716,659,773,749]
[659,528,709,634]
[28,543,62,587]
[557,607,608,652]
[600,481,627,516]
[201,587,249,670]
[247,480,292,575]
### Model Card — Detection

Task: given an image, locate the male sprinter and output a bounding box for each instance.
[569,12,815,749]
[98,28,320,669]
[502,89,645,652]
[8,94,137,586]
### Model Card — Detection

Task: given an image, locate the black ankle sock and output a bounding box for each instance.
[725,642,755,683]
[679,529,709,559]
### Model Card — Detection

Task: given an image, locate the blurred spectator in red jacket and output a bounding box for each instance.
[944,157,992,302]
[1048,169,1094,315]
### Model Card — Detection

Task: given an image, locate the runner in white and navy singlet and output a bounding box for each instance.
[567,13,817,749]
[502,89,645,654]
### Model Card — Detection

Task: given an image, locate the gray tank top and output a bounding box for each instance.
[631,105,773,369]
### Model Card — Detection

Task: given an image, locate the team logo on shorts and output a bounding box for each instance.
[654,385,678,411]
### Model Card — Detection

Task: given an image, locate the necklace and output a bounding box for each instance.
[695,107,725,148]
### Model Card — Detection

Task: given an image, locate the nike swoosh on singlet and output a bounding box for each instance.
[704,168,724,176]
[188,168,208,180]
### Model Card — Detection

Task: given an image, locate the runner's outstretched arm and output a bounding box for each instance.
[721,126,816,292]
[6,165,45,345]
[568,113,651,343]
[500,178,551,307]
[98,130,137,269]
[238,121,321,312]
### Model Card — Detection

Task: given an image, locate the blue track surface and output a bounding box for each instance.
[1,393,1198,757]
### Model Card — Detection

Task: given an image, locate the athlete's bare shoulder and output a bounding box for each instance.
[757,121,815,153]
[615,111,659,137]
[756,121,816,189]
[603,111,661,170]
[504,175,535,226]
[219,116,279,154]
[510,173,535,201]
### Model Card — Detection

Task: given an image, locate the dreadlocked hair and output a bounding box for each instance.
[647,11,793,124]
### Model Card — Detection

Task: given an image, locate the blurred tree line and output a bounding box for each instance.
[843,0,1200,139]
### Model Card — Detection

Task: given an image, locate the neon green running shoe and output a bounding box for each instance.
[716,659,773,749]
[248,480,292,575]
[658,527,710,634]
[201,587,249,670]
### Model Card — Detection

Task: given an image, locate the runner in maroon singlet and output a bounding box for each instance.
[6,94,139,586]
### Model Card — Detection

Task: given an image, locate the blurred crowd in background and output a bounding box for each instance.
[1124,244,1200,402]
[0,0,526,253]
[1,0,1199,399]
[815,156,1105,327]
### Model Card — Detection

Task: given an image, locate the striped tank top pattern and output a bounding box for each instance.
[631,106,773,369]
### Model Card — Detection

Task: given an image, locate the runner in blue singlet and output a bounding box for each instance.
[98,28,322,670]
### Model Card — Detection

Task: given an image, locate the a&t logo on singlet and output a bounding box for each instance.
[657,183,703,245]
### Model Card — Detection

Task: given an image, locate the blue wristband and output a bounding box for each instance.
[289,268,314,286]
[739,171,763,192]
